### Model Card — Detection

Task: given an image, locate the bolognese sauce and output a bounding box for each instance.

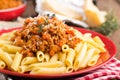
[11,15,81,57]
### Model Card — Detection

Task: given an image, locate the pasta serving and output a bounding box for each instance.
[0,15,108,74]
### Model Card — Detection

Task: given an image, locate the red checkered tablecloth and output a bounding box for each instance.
[74,58,120,80]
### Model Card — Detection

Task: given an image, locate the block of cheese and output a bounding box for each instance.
[84,0,107,27]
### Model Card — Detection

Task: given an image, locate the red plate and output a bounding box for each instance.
[0,1,26,21]
[0,27,116,79]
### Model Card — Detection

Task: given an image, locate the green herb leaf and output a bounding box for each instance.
[38,24,45,33]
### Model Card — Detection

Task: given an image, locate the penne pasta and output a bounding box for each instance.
[0,40,12,47]
[79,48,95,69]
[2,44,22,53]
[0,48,13,67]
[93,36,105,47]
[21,57,38,65]
[80,33,106,52]
[74,42,87,71]
[11,52,23,71]
[87,43,95,49]
[65,48,75,66]
[88,54,100,66]
[18,66,27,73]
[43,53,50,62]
[0,60,6,69]
[94,49,101,55]
[26,61,63,71]
[30,67,66,74]
[83,33,92,38]
[9,54,15,59]
[81,34,94,42]
[86,40,106,52]
[36,51,45,62]
[58,52,66,63]
[87,44,101,55]
[66,66,74,73]
[74,29,83,39]
[74,42,82,55]
[62,44,70,53]
[0,31,15,40]
[49,53,58,62]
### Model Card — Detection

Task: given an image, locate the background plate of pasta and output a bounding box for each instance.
[0,15,116,79]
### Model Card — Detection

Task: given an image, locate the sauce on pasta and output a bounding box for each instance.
[11,16,81,57]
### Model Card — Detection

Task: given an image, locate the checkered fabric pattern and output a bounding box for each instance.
[74,58,120,80]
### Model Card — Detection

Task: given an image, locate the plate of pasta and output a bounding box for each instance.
[0,15,116,79]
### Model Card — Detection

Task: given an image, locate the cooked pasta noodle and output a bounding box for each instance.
[11,52,23,71]
[21,57,38,65]
[9,54,15,59]
[43,53,50,62]
[74,42,82,55]
[26,61,63,71]
[74,42,87,71]
[30,67,66,74]
[0,60,6,69]
[36,51,45,62]
[2,44,22,53]
[66,66,74,73]
[49,53,59,62]
[83,33,92,38]
[0,40,12,46]
[0,31,15,40]
[58,52,66,63]
[18,66,27,73]
[62,44,70,53]
[65,48,75,66]
[88,54,100,66]
[79,48,95,68]
[93,36,105,47]
[0,48,12,67]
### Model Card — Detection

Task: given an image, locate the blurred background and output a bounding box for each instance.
[0,0,120,60]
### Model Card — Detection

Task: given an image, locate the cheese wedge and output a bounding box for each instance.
[84,0,107,27]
